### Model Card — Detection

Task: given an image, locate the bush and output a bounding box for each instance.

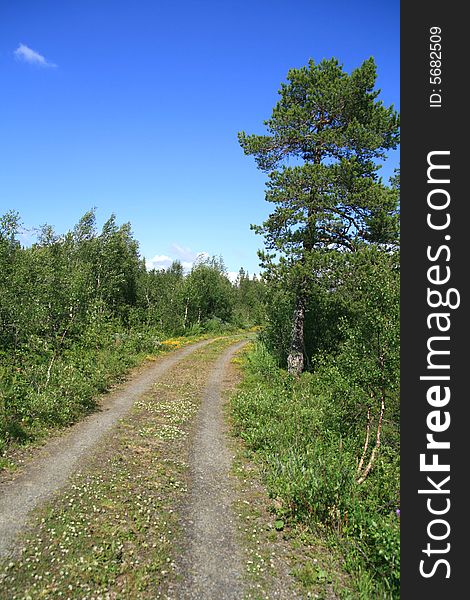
[202,317,237,334]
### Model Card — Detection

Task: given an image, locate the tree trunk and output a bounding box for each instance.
[288,187,314,377]
[287,293,306,376]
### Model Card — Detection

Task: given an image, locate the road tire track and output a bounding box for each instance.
[0,338,212,559]
[168,340,248,600]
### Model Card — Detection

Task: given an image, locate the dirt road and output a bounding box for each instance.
[0,336,262,600]
[168,340,247,599]
[0,335,311,599]
[0,338,212,559]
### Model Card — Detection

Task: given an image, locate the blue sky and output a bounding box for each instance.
[0,0,399,277]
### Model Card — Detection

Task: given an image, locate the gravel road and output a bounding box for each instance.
[169,340,248,600]
[0,339,212,559]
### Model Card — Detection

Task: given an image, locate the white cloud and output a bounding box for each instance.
[152,254,172,262]
[14,43,56,67]
[145,249,255,282]
[145,245,209,273]
[227,271,239,283]
[146,254,173,270]
[170,243,197,263]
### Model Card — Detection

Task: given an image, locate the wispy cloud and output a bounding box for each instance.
[145,247,252,282]
[226,271,239,283]
[14,43,57,68]
[170,243,197,263]
[146,245,208,272]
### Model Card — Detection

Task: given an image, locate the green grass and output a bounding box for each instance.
[230,342,400,599]
[0,326,234,464]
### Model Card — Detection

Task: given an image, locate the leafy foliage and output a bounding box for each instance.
[235,57,400,595]
[239,57,399,374]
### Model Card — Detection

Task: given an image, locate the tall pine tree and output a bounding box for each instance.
[239,57,399,374]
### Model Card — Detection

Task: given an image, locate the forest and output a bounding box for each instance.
[1,56,400,598]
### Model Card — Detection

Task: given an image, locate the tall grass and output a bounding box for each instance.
[231,342,400,598]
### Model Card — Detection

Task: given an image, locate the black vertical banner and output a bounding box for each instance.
[401,3,467,598]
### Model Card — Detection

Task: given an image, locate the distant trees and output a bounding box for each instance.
[233,268,266,327]
[0,209,266,352]
[0,211,22,350]
[139,260,185,331]
[1,211,145,352]
[182,256,234,329]
[239,57,399,375]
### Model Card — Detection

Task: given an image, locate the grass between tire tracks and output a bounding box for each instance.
[0,336,241,599]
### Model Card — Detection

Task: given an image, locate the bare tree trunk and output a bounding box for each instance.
[287,293,306,376]
[357,405,372,475]
[287,184,316,377]
[356,392,385,485]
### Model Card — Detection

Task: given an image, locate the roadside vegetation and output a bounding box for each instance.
[231,336,399,598]
[0,337,240,598]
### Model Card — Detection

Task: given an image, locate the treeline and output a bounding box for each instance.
[232,57,400,596]
[0,209,265,451]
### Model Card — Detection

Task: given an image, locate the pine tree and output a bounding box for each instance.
[239,57,399,374]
